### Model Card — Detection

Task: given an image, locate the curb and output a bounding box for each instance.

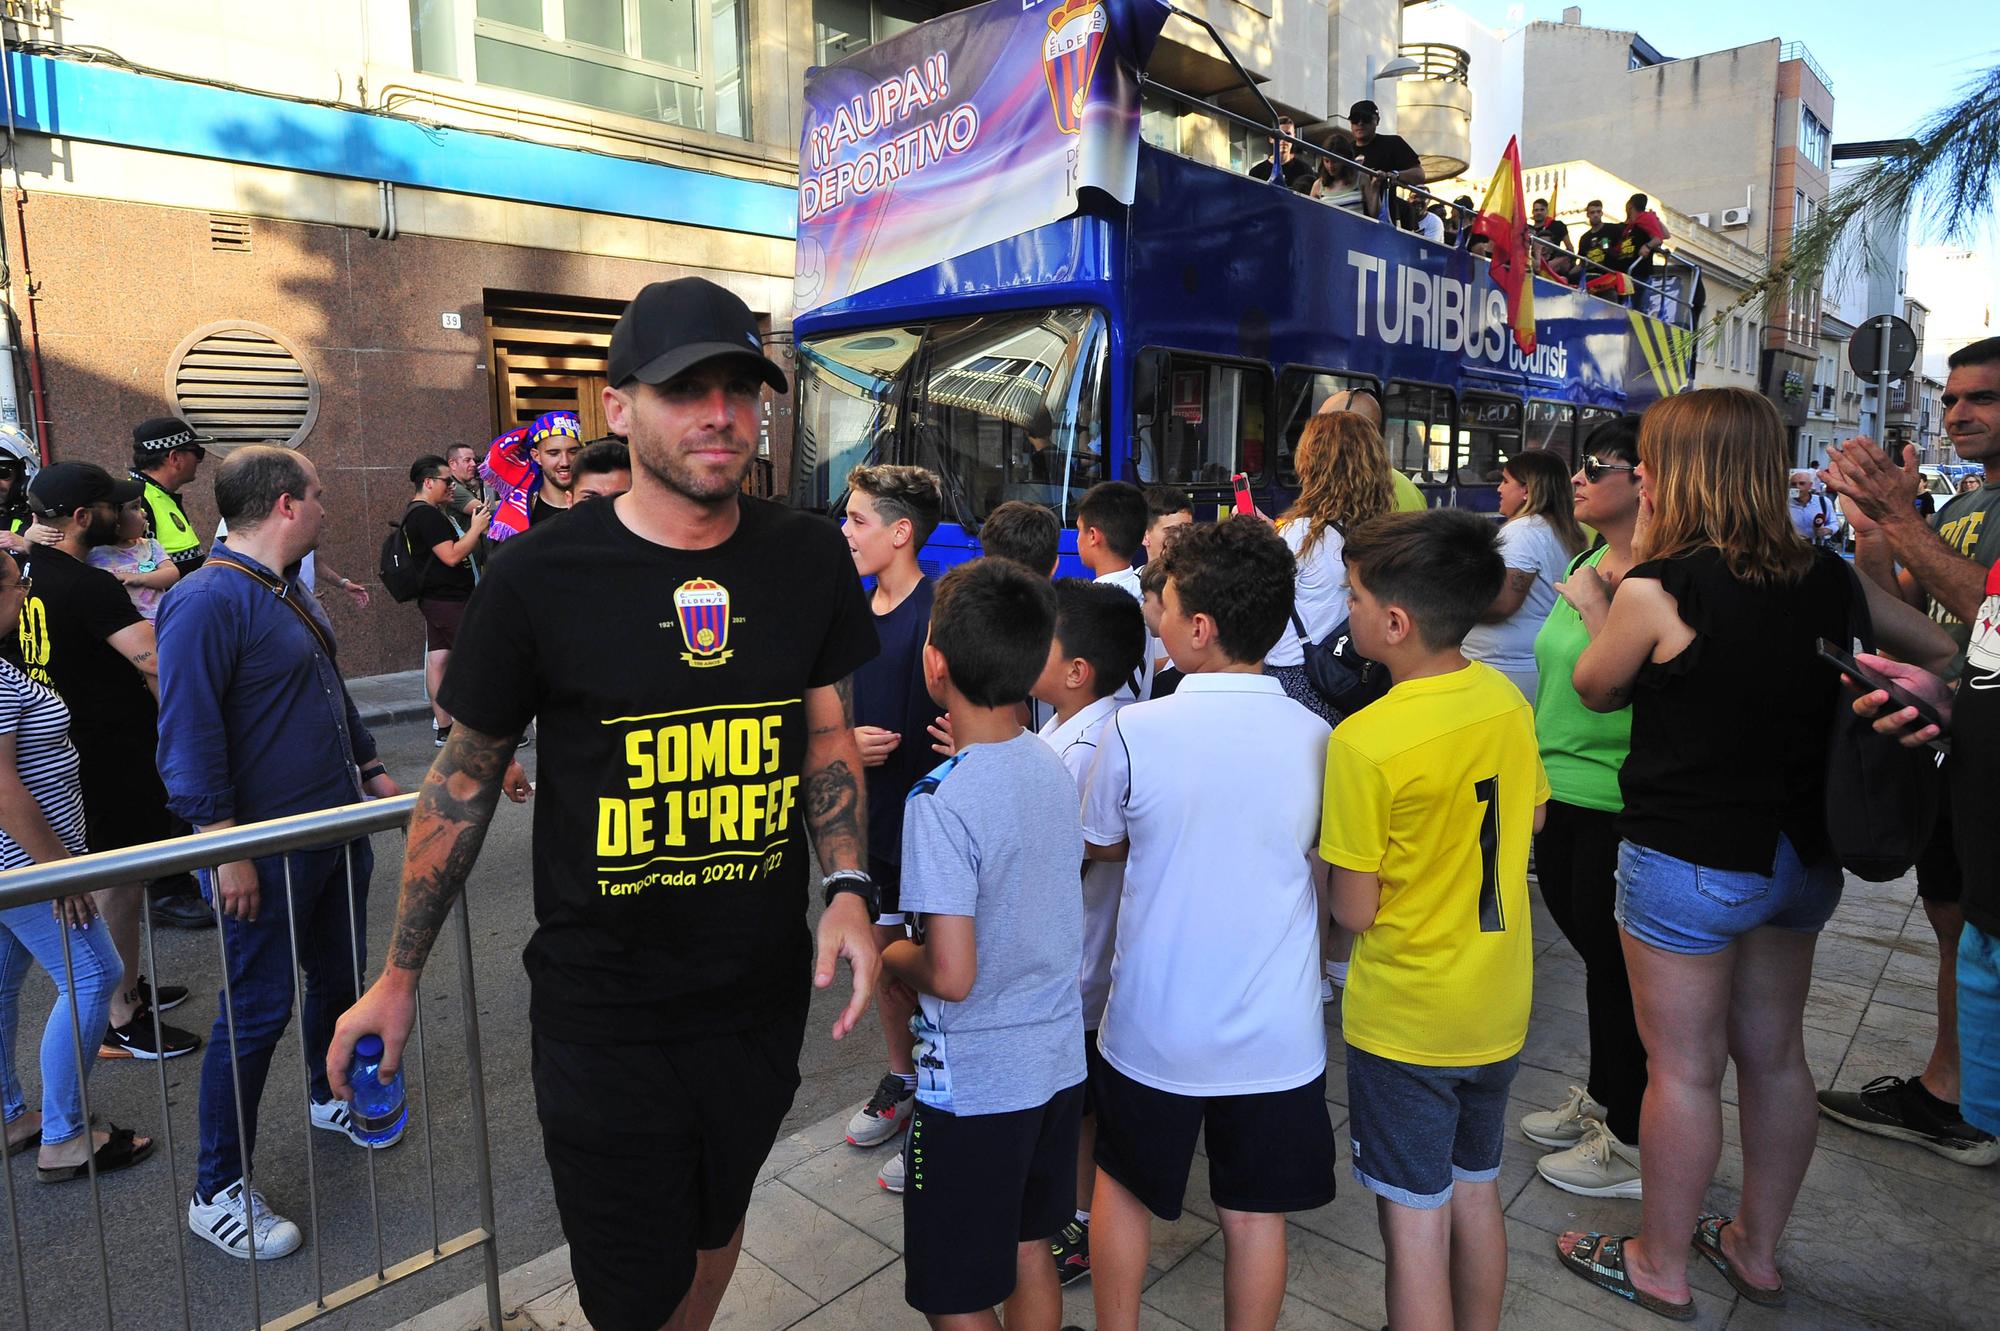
[357,698,439,730]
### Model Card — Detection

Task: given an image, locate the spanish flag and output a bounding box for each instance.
[1472,136,1536,354]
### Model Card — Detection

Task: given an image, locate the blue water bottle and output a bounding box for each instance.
[347,1034,407,1146]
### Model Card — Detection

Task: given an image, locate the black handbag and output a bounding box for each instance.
[1824,565,1940,881]
[1290,609,1391,718]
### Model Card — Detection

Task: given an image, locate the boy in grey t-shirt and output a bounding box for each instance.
[881,558,1086,1328]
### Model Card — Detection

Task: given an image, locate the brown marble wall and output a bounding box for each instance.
[14,193,795,677]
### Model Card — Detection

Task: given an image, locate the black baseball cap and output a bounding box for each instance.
[1348,100,1380,123]
[133,416,211,458]
[608,278,787,394]
[28,462,144,517]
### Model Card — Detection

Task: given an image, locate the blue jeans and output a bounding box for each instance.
[0,900,122,1147]
[197,840,370,1201]
[1614,835,1841,956]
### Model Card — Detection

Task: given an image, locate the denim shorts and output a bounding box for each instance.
[1615,835,1841,956]
[1345,1046,1517,1210]
[1959,923,2000,1137]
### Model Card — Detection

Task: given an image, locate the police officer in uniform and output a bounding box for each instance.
[129,417,216,929]
[129,417,210,576]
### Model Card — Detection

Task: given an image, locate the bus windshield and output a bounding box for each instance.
[794,307,1110,525]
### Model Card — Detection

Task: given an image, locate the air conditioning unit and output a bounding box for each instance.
[1720,207,1752,229]
[1690,212,1711,228]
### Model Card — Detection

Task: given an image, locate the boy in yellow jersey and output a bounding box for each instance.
[1320,510,1547,1331]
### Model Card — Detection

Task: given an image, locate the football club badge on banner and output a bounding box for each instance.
[1042,0,1108,135]
[673,578,734,668]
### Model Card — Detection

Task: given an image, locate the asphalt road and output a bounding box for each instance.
[0,717,883,1331]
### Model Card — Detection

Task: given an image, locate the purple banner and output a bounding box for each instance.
[795,0,1171,313]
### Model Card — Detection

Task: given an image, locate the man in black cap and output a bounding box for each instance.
[1347,99,1425,227]
[331,276,882,1331]
[20,462,199,1061]
[130,416,210,577]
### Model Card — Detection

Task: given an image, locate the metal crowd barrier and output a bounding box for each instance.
[0,795,505,1331]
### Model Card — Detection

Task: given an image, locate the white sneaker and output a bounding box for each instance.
[189,1180,303,1260]
[1324,960,1348,990]
[1535,1119,1643,1198]
[1320,976,1335,1004]
[846,1073,915,1147]
[1519,1084,1607,1148]
[309,1097,404,1148]
[877,1147,906,1193]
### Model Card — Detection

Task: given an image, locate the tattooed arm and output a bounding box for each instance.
[802,677,868,875]
[802,676,880,1040]
[327,724,518,1095]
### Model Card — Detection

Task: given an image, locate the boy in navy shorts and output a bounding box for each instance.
[884,557,1087,1330]
[1321,511,1546,1331]
[1080,518,1336,1331]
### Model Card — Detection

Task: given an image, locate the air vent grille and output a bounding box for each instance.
[165,322,320,450]
[209,214,252,253]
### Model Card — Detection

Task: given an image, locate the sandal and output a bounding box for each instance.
[1556,1232,1696,1322]
[1692,1213,1785,1307]
[36,1125,155,1183]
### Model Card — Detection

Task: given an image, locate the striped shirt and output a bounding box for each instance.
[0,657,87,870]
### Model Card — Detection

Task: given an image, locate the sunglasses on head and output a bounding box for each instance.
[1581,456,1636,483]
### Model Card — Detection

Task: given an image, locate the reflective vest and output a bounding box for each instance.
[134,472,205,573]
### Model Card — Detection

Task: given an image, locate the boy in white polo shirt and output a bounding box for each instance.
[1079,517,1337,1331]
[1031,579,1148,1287]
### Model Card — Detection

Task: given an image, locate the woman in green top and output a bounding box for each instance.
[1516,415,1649,1199]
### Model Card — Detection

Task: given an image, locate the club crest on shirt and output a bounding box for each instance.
[673,578,734,668]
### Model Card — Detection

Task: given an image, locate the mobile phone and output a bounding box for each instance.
[1815,638,1946,731]
[1231,472,1254,516]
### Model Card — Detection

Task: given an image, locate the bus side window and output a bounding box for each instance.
[1276,369,1375,484]
[1383,383,1452,485]
[1525,400,1577,470]
[1139,353,1270,487]
[1578,406,1623,470]
[1458,394,1522,486]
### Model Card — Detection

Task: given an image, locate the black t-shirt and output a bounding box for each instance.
[1578,224,1618,270]
[1535,219,1571,249]
[1617,546,1851,873]
[404,502,476,601]
[17,545,154,767]
[855,576,936,870]
[1614,218,1664,281]
[1353,133,1421,180]
[1249,154,1314,192]
[1954,560,2000,932]
[530,492,570,527]
[438,496,879,1043]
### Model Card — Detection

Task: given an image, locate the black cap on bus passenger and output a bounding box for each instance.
[608,277,789,396]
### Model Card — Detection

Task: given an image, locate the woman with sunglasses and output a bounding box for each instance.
[0,551,155,1181]
[1553,390,1952,1319]
[1464,447,1588,700]
[1514,417,1649,1200]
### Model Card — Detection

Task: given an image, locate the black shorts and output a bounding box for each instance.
[531,1005,806,1331]
[1917,789,1961,904]
[1082,1027,1106,1116]
[868,853,904,924]
[903,1083,1084,1315]
[80,759,172,855]
[1091,1059,1336,1220]
[419,596,467,652]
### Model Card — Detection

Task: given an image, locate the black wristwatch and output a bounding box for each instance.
[821,869,880,918]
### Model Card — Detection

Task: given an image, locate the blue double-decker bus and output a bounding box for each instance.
[788,0,1695,573]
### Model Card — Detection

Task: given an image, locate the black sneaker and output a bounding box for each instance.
[149,893,216,931]
[101,1008,200,1061]
[136,976,189,1012]
[1817,1075,2000,1166]
[433,722,452,749]
[1050,1219,1091,1286]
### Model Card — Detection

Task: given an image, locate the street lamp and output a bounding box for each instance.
[1374,55,1422,81]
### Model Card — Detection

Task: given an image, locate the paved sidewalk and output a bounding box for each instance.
[348,668,435,729]
[396,869,2000,1331]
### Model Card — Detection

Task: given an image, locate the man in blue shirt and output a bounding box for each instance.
[157,445,401,1262]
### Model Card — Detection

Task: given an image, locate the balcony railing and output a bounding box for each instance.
[1779,42,1832,94]
[1389,43,1470,85]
